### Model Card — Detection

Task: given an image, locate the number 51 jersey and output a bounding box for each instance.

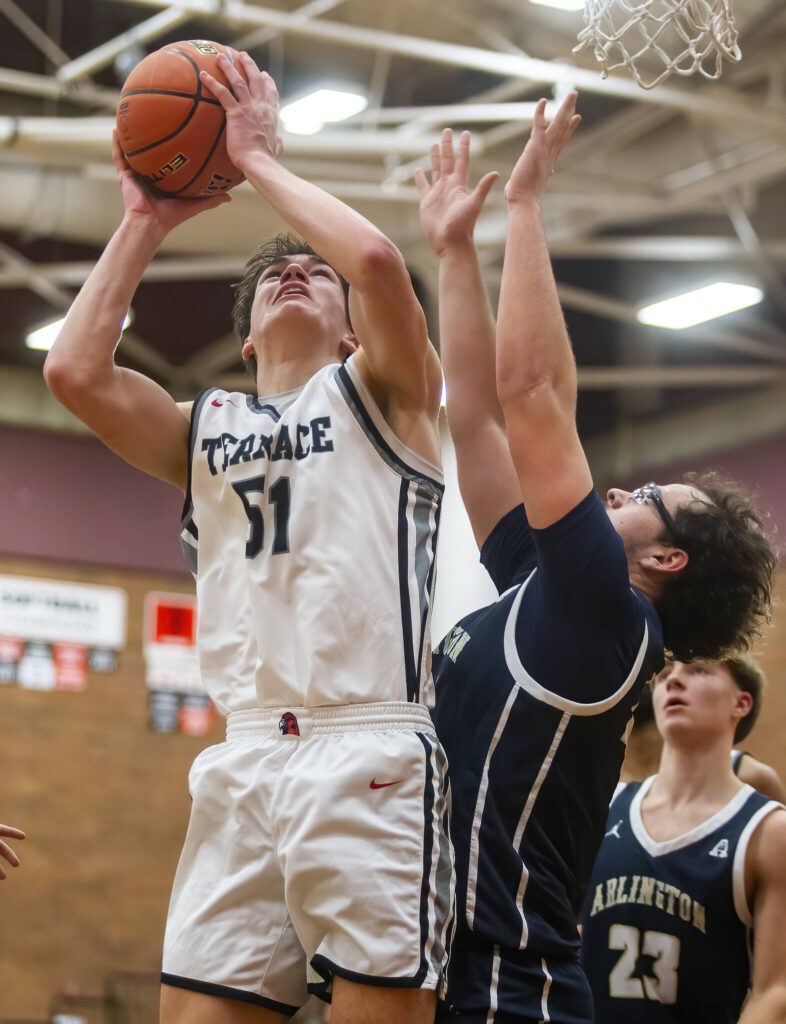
[580,778,783,1023]
[180,357,444,716]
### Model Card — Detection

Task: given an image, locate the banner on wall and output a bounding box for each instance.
[0,576,126,691]
[144,592,213,736]
[0,575,127,648]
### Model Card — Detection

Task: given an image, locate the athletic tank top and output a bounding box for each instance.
[581,778,782,1022]
[181,357,443,714]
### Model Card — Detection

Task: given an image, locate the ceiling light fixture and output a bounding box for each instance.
[636,283,764,330]
[280,88,368,136]
[26,311,133,352]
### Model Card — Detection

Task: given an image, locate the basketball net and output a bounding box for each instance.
[573,0,741,90]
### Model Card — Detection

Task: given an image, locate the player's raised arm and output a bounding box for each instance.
[740,810,786,1023]
[416,130,522,546]
[43,135,231,489]
[495,92,588,529]
[201,52,441,416]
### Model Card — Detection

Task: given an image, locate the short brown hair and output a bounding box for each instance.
[231,233,350,379]
[655,472,776,662]
[725,654,766,743]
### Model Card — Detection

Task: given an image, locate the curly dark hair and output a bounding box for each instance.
[655,472,777,662]
[231,233,351,380]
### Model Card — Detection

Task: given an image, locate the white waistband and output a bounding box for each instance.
[226,701,434,740]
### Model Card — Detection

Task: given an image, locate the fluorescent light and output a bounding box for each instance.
[26,311,133,351]
[281,88,368,135]
[637,283,763,330]
[528,0,585,10]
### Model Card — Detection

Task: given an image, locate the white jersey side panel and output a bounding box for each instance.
[181,358,443,714]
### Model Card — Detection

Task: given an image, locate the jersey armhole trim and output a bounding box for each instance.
[503,571,649,716]
[180,386,220,527]
[732,800,785,927]
[336,359,444,492]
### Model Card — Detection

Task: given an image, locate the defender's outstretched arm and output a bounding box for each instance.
[416,130,522,546]
[495,93,590,530]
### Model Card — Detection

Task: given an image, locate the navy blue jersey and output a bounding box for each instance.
[432,492,664,972]
[581,779,782,1022]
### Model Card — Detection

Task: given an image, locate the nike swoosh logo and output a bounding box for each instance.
[211,399,224,407]
[369,778,403,790]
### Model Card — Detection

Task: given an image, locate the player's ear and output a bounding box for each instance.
[732,688,753,725]
[241,336,254,362]
[640,546,688,579]
[339,332,359,361]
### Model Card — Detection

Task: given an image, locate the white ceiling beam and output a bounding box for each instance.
[109,0,786,138]
[351,102,548,125]
[0,67,117,107]
[56,7,192,83]
[577,365,784,389]
[548,236,786,262]
[232,0,348,51]
[0,0,70,69]
[0,255,247,288]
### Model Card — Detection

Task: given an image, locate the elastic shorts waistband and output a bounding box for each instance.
[226,701,435,740]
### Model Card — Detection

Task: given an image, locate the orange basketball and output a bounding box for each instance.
[116,39,244,199]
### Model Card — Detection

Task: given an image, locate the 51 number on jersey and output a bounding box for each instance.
[232,474,291,557]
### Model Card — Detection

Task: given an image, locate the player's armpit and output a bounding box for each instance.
[741,810,786,1023]
[45,361,192,490]
[738,757,786,803]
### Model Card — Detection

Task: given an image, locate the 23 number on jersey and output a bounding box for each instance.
[232,474,291,557]
[609,924,680,1004]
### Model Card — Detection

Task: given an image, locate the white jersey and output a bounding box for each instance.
[180,357,443,715]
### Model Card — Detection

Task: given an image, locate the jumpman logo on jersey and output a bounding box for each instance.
[605,819,624,839]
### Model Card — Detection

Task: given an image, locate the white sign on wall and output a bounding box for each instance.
[0,575,127,649]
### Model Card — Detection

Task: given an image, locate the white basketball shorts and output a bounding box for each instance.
[161,702,455,1015]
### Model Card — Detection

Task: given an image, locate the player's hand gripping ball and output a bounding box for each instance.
[116,39,246,198]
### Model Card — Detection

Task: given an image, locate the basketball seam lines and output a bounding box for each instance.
[121,45,217,162]
[121,88,221,107]
[172,117,227,195]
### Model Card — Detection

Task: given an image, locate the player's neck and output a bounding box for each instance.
[254,349,338,398]
[653,736,740,808]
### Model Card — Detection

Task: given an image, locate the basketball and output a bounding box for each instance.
[116,39,244,199]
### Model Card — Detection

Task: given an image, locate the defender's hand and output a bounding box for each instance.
[504,91,581,206]
[415,129,498,257]
[113,131,231,234]
[0,824,25,880]
[200,51,283,173]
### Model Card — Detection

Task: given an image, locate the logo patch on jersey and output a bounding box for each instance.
[369,778,403,790]
[279,712,300,736]
[211,398,238,408]
[709,838,729,858]
[605,819,624,839]
[440,625,471,664]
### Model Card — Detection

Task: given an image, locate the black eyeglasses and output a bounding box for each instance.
[630,482,681,544]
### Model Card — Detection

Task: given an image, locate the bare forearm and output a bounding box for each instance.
[496,198,576,406]
[45,215,165,384]
[239,150,399,286]
[439,243,501,434]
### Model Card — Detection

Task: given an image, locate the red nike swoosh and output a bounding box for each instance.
[211,399,224,407]
[369,778,403,790]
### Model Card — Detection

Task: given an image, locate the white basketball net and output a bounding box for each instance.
[573,0,741,90]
